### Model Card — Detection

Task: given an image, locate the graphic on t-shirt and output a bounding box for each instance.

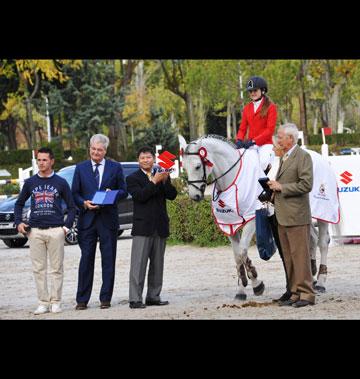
[32,184,59,211]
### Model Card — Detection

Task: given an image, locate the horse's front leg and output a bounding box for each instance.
[314,221,330,293]
[229,219,265,300]
[229,232,247,300]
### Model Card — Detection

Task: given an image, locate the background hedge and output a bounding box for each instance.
[167,195,230,246]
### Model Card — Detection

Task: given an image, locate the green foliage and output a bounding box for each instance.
[134,108,179,155]
[0,183,19,195]
[71,148,88,162]
[167,195,230,246]
[0,149,32,164]
[308,133,360,146]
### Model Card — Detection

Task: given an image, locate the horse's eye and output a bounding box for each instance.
[195,165,201,170]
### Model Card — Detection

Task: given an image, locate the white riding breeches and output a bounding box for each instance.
[258,144,274,172]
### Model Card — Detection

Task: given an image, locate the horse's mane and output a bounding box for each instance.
[185,134,237,153]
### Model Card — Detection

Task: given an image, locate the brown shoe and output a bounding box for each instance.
[75,302,87,310]
[100,301,111,309]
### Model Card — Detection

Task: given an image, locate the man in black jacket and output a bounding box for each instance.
[126,146,177,309]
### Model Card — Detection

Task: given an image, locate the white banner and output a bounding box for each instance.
[327,155,360,237]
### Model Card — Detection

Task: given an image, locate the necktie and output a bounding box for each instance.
[146,172,152,181]
[94,163,101,188]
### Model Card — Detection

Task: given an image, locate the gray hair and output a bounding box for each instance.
[278,123,299,145]
[89,134,109,150]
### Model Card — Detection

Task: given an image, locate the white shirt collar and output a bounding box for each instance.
[285,144,297,157]
[253,97,263,112]
[37,171,55,178]
[91,158,105,167]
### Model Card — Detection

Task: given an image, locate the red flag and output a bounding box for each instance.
[322,127,332,136]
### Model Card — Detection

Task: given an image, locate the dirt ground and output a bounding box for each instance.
[0,231,359,320]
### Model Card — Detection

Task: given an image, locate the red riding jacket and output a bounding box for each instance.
[236,100,277,146]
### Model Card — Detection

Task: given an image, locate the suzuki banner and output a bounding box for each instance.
[328,155,360,238]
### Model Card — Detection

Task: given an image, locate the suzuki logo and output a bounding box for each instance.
[218,200,226,208]
[5,213,11,221]
[340,171,353,185]
[158,151,176,169]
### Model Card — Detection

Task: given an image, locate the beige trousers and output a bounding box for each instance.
[28,227,65,305]
[278,224,315,303]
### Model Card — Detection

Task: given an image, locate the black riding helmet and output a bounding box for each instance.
[246,76,268,93]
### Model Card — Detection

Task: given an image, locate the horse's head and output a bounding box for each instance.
[182,138,215,201]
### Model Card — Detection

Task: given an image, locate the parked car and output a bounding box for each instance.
[0,162,139,248]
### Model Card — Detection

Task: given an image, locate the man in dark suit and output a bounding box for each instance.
[126,146,177,309]
[72,134,127,310]
[268,123,315,308]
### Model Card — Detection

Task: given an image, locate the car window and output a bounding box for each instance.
[55,163,138,187]
[122,165,139,177]
[57,167,75,187]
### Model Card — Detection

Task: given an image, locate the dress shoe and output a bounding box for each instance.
[272,292,292,303]
[278,298,297,306]
[129,301,146,309]
[75,302,87,310]
[292,300,314,308]
[145,299,169,306]
[100,301,111,309]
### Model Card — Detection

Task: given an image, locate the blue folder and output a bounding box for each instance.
[91,190,119,205]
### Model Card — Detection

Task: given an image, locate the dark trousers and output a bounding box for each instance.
[76,216,118,304]
[268,214,290,294]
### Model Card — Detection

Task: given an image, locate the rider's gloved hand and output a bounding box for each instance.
[243,140,256,149]
[235,140,245,149]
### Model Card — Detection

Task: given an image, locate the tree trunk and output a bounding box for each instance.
[8,117,17,149]
[337,107,345,133]
[297,60,309,144]
[226,101,232,139]
[185,92,197,140]
[312,107,319,135]
[196,88,206,137]
[329,83,342,133]
[108,59,136,160]
[25,98,36,149]
[231,105,237,139]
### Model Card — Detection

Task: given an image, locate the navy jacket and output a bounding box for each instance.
[72,159,127,230]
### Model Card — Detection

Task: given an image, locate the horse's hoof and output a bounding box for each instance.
[235,293,247,301]
[253,281,265,296]
[314,285,326,293]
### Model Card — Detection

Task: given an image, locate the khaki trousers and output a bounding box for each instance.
[278,224,315,303]
[28,227,65,305]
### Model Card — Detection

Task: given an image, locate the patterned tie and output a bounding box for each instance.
[146,171,152,181]
[94,163,101,188]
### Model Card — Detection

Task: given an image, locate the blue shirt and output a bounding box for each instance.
[14,173,76,229]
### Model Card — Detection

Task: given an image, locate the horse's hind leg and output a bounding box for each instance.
[240,220,265,296]
[314,221,330,293]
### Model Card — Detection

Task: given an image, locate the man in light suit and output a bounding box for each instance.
[72,134,127,310]
[268,123,315,308]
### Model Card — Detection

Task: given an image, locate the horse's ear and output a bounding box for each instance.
[178,134,187,156]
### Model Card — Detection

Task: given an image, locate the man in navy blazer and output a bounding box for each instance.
[72,134,127,310]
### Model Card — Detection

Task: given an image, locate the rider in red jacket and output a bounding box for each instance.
[236,76,277,174]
